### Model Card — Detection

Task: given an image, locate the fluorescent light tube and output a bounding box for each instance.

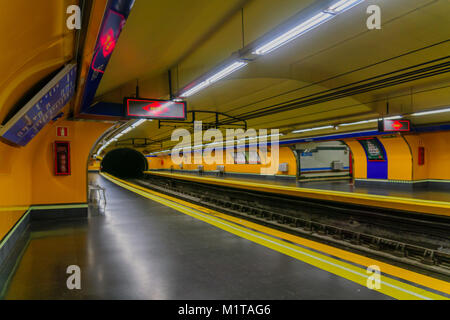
[180,61,247,97]
[206,61,247,83]
[292,125,333,133]
[411,107,450,116]
[180,81,210,97]
[339,119,378,126]
[253,0,364,55]
[383,115,403,120]
[254,12,332,55]
[328,0,364,13]
[131,119,147,128]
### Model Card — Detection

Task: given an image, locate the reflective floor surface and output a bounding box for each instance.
[2,173,390,300]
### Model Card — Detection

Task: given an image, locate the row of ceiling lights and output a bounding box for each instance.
[96,106,450,157]
[150,133,284,155]
[95,119,150,156]
[178,0,365,98]
[96,0,366,155]
[148,107,450,155]
[291,107,450,134]
[96,0,449,156]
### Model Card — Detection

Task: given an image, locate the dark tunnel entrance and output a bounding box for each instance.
[101,148,148,179]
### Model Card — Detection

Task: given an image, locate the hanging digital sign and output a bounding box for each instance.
[0,64,77,147]
[378,119,410,132]
[124,98,187,120]
[79,0,135,114]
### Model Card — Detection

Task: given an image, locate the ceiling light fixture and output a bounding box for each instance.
[253,0,364,55]
[292,125,334,134]
[411,107,450,117]
[328,0,364,12]
[338,115,402,127]
[179,61,248,97]
[131,119,148,128]
[339,119,378,126]
[383,115,403,120]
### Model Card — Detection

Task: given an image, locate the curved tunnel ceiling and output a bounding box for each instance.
[93,0,450,153]
[0,0,76,124]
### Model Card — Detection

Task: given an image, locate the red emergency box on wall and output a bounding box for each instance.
[418,147,425,165]
[54,141,71,175]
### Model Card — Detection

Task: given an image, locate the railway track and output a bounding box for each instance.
[132,174,450,279]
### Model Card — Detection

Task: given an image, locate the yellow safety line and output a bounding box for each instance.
[102,173,449,300]
[107,173,450,294]
[144,171,450,216]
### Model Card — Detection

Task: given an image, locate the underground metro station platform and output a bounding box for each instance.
[1,0,450,308]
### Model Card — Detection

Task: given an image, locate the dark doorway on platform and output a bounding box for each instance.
[101,148,148,179]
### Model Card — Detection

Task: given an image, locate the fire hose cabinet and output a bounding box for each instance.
[54,141,71,176]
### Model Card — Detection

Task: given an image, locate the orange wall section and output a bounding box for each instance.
[403,135,427,181]
[404,131,450,181]
[346,136,414,181]
[420,131,450,180]
[0,209,26,243]
[147,147,297,176]
[0,140,34,241]
[88,159,101,171]
[345,132,450,182]
[0,119,111,241]
[343,140,367,179]
[378,136,413,181]
[30,120,112,205]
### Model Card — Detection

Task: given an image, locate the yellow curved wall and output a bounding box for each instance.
[147,146,297,176]
[343,139,367,179]
[88,160,101,171]
[379,136,413,181]
[0,119,112,241]
[0,0,76,123]
[31,121,112,205]
[404,131,450,181]
[346,136,413,181]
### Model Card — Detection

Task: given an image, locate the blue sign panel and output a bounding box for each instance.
[80,0,135,114]
[0,64,77,146]
[358,138,388,179]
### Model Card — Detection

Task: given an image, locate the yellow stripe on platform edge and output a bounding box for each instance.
[144,171,450,216]
[101,172,449,300]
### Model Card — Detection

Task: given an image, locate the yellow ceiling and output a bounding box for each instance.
[96,0,250,97]
[0,0,76,124]
[94,0,449,152]
[3,0,447,155]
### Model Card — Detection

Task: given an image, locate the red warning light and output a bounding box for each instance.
[124,97,187,120]
[141,101,170,116]
[101,28,116,57]
[392,121,402,130]
[379,119,411,132]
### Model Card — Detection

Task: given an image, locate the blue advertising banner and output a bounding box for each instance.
[80,0,135,114]
[0,64,77,146]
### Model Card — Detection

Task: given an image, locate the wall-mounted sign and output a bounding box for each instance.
[80,0,135,114]
[0,64,77,147]
[124,98,187,120]
[378,119,410,132]
[418,146,425,165]
[358,138,385,161]
[57,127,68,137]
